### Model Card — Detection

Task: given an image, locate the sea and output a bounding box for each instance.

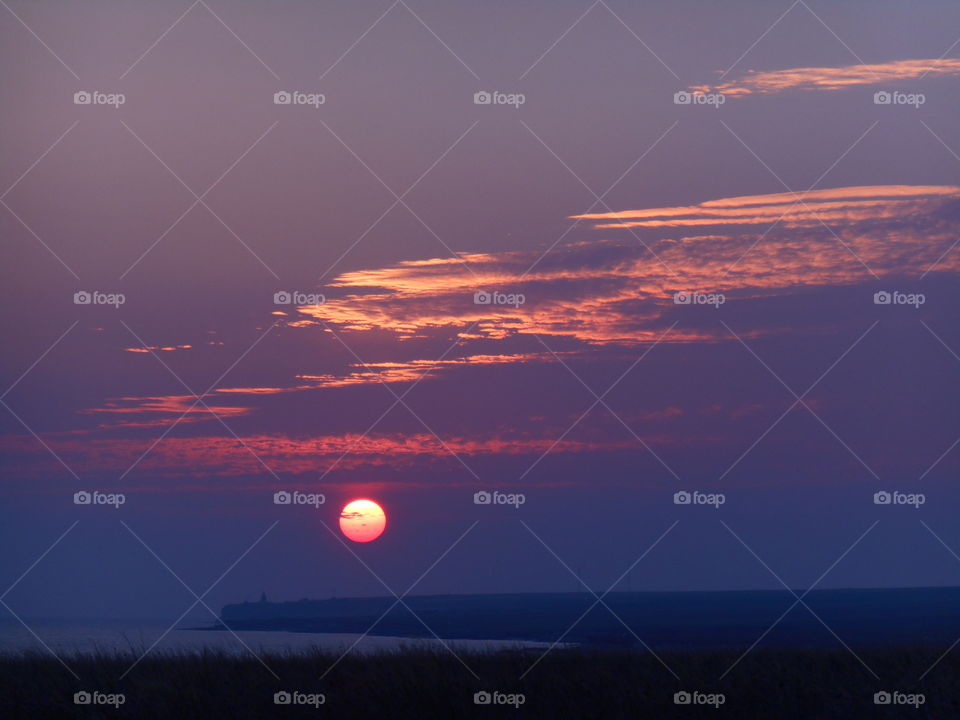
[4,586,959,656]
[0,617,555,656]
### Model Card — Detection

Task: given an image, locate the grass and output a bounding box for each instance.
[1,644,957,718]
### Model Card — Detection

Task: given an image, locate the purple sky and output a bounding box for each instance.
[1,0,959,620]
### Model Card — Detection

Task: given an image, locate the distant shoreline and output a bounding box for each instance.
[213,586,960,649]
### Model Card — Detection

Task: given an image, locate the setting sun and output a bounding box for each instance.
[339,499,387,543]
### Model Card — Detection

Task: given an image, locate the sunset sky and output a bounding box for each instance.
[1,0,959,620]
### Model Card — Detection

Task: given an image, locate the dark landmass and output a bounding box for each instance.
[1,645,955,719]
[216,586,960,649]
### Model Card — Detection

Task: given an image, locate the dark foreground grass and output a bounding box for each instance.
[1,644,956,719]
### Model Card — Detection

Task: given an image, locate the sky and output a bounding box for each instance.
[1,0,959,621]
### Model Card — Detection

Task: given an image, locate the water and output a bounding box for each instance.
[0,618,555,656]
[7,586,959,657]
[219,587,960,649]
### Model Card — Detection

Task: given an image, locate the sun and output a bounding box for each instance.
[339,499,387,543]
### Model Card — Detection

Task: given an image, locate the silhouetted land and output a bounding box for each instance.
[1,645,957,718]
[218,587,960,648]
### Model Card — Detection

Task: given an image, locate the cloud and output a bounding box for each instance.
[571,185,960,228]
[290,185,960,346]
[79,393,251,429]
[0,431,652,482]
[79,386,302,429]
[690,58,960,95]
[9,185,958,484]
[123,345,192,353]
[295,353,556,388]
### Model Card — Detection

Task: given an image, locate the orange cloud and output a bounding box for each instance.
[690,58,960,95]
[289,185,960,346]
[45,185,960,474]
[0,431,657,481]
[62,183,960,441]
[124,345,192,353]
[296,353,556,388]
[571,185,960,228]
[80,393,252,429]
